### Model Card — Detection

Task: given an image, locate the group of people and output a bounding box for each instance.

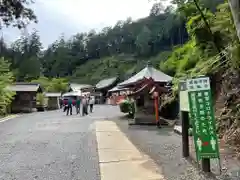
[63,95,94,116]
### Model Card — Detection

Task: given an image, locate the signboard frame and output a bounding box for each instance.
[186,77,220,161]
[179,81,189,112]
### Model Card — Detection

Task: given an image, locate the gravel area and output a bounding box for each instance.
[114,118,240,180]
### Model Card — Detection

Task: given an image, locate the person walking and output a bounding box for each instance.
[66,98,73,115]
[86,96,90,114]
[63,98,68,112]
[89,96,94,113]
[76,96,81,115]
[82,96,88,116]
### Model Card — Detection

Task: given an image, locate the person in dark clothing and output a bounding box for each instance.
[63,99,68,112]
[66,98,73,115]
[76,97,81,114]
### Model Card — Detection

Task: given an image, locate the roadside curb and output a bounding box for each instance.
[173,125,182,135]
[0,114,20,123]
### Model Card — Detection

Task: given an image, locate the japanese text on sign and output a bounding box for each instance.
[187,77,220,160]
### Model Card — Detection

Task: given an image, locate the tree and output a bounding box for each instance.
[31,76,50,90]
[150,2,165,16]
[47,78,68,92]
[0,58,15,115]
[0,0,37,29]
[0,0,227,85]
[31,76,68,93]
[10,30,42,81]
[135,26,152,56]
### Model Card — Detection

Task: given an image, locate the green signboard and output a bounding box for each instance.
[186,77,220,161]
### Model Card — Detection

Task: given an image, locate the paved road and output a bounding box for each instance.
[0,105,122,180]
[3,105,237,180]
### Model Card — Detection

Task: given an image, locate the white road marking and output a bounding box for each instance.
[95,121,165,180]
[0,115,19,123]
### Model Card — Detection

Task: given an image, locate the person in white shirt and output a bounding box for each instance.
[89,96,94,113]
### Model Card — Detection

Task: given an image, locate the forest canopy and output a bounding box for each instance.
[1,0,226,84]
[1,0,240,151]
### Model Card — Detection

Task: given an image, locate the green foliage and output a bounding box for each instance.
[0,0,236,103]
[28,7,189,80]
[119,100,131,113]
[31,76,50,89]
[31,77,68,93]
[135,26,152,56]
[0,58,15,115]
[0,7,189,82]
[128,101,135,118]
[71,55,147,84]
[36,93,45,106]
[160,40,201,77]
[0,0,37,29]
[160,1,240,97]
[47,78,68,93]
[4,30,43,81]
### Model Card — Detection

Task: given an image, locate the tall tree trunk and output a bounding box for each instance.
[228,0,240,42]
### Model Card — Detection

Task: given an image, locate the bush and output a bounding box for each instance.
[128,101,135,118]
[119,99,136,119]
[0,58,15,116]
[36,93,45,106]
[119,100,131,113]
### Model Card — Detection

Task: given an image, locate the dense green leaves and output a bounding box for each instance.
[160,0,240,94]
[31,77,68,93]
[2,30,43,81]
[0,58,15,115]
[0,0,37,29]
[0,0,238,116]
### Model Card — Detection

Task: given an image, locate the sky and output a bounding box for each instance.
[1,0,161,47]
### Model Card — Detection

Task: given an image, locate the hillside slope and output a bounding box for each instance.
[70,51,172,84]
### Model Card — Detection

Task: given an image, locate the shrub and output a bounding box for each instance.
[119,100,131,113]
[0,58,15,116]
[128,101,135,118]
[36,93,45,106]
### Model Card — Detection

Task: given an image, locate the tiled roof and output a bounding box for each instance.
[69,83,93,91]
[95,77,118,89]
[7,82,42,92]
[119,66,172,86]
[44,92,62,97]
[62,91,81,97]
[108,85,128,92]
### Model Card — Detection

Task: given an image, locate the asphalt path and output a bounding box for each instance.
[0,105,122,180]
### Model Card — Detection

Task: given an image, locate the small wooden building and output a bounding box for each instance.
[128,78,169,125]
[7,82,43,113]
[95,77,119,104]
[45,92,62,110]
[119,64,172,125]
